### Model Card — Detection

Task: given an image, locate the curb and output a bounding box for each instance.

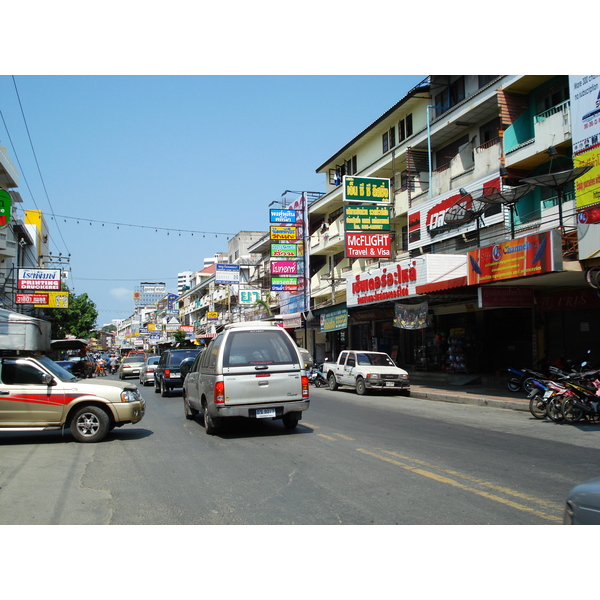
[409,388,529,412]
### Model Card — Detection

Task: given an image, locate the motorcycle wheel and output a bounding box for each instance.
[523,377,538,395]
[507,377,521,393]
[528,394,547,419]
[314,378,323,388]
[546,396,565,423]
[562,398,584,424]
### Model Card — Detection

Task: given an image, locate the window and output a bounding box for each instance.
[389,126,395,148]
[398,114,413,141]
[382,131,389,153]
[346,354,356,368]
[1,359,46,385]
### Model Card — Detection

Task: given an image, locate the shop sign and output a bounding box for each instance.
[467,230,561,285]
[343,176,390,203]
[271,243,298,257]
[239,290,260,304]
[0,190,11,227]
[206,312,218,320]
[477,287,535,307]
[270,260,303,276]
[347,255,466,307]
[344,205,390,231]
[180,325,194,333]
[269,209,301,224]
[539,288,600,311]
[345,232,391,258]
[270,225,300,240]
[215,264,240,284]
[34,291,69,309]
[17,268,62,290]
[16,293,49,305]
[271,277,298,292]
[320,308,348,332]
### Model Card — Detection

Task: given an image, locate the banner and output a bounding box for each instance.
[344,205,390,230]
[343,176,390,203]
[18,268,62,291]
[394,302,428,329]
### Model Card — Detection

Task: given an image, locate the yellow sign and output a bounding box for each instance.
[34,291,69,308]
[207,312,218,320]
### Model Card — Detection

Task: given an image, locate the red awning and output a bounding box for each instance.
[415,276,468,294]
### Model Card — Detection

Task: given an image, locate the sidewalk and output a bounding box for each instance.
[408,371,530,412]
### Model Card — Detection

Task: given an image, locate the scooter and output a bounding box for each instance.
[308,365,327,387]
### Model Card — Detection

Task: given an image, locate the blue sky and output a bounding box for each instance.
[0,75,426,325]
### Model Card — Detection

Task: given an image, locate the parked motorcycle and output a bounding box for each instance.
[561,376,600,424]
[527,379,566,420]
[507,366,547,393]
[308,365,326,387]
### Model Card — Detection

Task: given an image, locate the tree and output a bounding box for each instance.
[173,330,187,344]
[45,286,99,339]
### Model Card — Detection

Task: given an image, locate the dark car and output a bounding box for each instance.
[154,348,202,397]
[68,355,95,378]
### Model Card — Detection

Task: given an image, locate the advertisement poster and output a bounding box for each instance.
[344,205,390,230]
[17,268,62,290]
[467,231,561,285]
[320,308,348,333]
[394,302,428,330]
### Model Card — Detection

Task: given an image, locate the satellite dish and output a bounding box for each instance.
[444,190,488,227]
[478,184,535,205]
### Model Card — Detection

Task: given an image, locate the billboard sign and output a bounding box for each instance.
[343,176,390,203]
[467,230,562,285]
[344,205,390,230]
[270,225,300,240]
[269,209,301,224]
[345,232,391,258]
[271,277,298,292]
[18,268,62,290]
[270,243,298,258]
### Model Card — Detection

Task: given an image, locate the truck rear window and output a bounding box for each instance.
[223,330,299,367]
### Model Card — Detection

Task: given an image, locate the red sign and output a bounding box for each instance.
[345,232,391,258]
[478,287,535,308]
[16,293,49,305]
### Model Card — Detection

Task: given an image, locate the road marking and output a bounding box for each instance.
[333,433,355,441]
[356,448,562,523]
[379,449,562,511]
[301,422,319,429]
[317,433,338,441]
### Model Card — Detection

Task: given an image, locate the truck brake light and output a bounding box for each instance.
[302,376,309,398]
[215,381,225,404]
[164,369,170,378]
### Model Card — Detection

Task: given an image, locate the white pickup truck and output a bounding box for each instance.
[324,350,410,396]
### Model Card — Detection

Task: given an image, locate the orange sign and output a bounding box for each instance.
[467,231,561,285]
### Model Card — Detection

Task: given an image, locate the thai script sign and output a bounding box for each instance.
[215,264,240,284]
[34,291,69,308]
[477,287,535,308]
[0,190,11,227]
[270,260,303,276]
[269,209,301,224]
[344,205,390,230]
[271,277,298,292]
[343,176,390,203]
[16,293,49,305]
[270,243,299,257]
[345,232,391,258]
[270,226,300,240]
[18,268,62,290]
[467,230,561,285]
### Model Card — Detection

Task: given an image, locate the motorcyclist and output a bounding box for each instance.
[109,355,119,374]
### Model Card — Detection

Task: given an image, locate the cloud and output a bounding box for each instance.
[110,287,133,302]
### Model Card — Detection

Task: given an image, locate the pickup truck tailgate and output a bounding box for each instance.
[223,365,304,405]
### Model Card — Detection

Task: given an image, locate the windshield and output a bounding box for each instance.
[357,353,396,367]
[124,356,145,364]
[147,356,160,365]
[37,355,79,382]
[168,350,199,366]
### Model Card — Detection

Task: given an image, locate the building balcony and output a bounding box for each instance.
[310,215,345,255]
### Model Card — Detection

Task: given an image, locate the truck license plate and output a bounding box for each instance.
[385,382,395,387]
[256,408,276,418]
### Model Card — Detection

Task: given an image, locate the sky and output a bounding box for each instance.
[0,74,427,325]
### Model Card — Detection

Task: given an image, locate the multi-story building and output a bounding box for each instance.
[307,75,599,374]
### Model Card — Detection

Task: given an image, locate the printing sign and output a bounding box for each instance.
[18,268,62,290]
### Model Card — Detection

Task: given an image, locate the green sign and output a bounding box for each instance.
[0,190,11,228]
[343,176,390,204]
[344,205,390,231]
[320,308,348,332]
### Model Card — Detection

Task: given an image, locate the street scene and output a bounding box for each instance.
[1,69,599,598]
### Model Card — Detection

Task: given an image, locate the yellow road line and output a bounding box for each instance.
[317,433,338,441]
[356,448,562,523]
[380,450,563,511]
[301,422,319,429]
[333,433,355,441]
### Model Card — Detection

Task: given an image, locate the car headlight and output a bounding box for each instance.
[120,389,141,403]
[366,373,379,379]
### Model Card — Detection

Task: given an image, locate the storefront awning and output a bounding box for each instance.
[415,276,469,294]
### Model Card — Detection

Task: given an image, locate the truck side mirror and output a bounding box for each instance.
[41,373,55,386]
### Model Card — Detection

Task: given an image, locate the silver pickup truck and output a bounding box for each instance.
[324,350,410,396]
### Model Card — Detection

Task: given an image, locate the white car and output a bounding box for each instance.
[324,350,410,395]
[139,356,160,386]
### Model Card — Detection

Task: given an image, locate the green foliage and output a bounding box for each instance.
[45,286,99,339]
[173,330,187,344]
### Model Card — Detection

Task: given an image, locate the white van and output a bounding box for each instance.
[182,322,309,434]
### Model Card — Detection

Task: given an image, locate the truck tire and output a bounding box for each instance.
[69,405,110,443]
[328,373,338,391]
[282,412,299,429]
[356,377,367,395]
[202,401,221,434]
[154,378,161,393]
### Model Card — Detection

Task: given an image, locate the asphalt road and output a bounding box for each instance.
[2,375,600,525]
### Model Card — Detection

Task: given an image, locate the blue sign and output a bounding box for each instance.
[215,264,240,284]
[270,209,300,224]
